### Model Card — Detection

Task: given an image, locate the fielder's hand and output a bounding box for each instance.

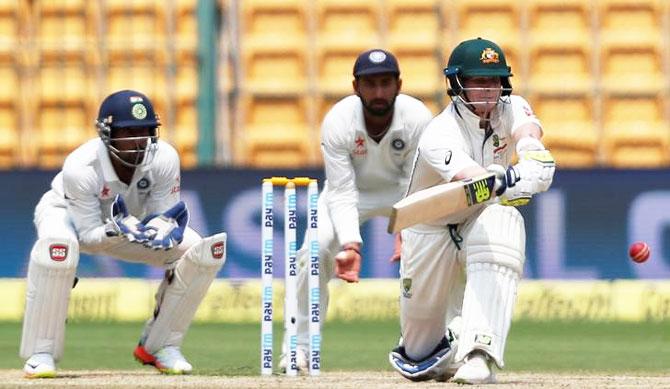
[389,233,402,263]
[335,243,361,283]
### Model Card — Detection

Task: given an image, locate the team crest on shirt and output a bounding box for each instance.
[493,136,507,160]
[391,138,405,150]
[402,278,412,298]
[353,135,367,156]
[137,178,150,189]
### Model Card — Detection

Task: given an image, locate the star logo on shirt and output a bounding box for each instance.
[353,136,367,156]
[100,185,111,198]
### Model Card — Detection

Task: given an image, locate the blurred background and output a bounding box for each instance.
[1,0,669,283]
[0,0,668,169]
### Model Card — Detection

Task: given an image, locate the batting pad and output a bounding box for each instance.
[20,237,79,361]
[457,205,525,368]
[142,232,226,353]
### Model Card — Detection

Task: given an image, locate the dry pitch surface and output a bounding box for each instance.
[1,370,668,388]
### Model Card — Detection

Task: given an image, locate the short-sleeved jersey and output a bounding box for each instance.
[39,138,181,249]
[320,94,433,245]
[406,95,541,225]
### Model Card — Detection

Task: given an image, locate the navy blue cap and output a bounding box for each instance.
[353,49,400,77]
[97,89,160,128]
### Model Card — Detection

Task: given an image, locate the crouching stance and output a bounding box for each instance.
[389,38,555,384]
[20,90,226,378]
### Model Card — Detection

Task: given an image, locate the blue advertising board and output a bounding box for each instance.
[1,169,669,279]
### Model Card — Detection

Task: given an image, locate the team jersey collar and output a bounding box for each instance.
[356,98,402,141]
[452,101,502,132]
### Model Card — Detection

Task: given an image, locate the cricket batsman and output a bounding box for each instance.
[388,38,555,383]
[280,49,433,371]
[20,89,227,378]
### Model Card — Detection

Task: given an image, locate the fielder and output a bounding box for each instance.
[388,38,555,384]
[280,49,433,371]
[21,90,227,378]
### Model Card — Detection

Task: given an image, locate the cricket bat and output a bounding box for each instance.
[387,173,496,233]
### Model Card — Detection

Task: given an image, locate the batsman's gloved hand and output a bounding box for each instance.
[486,148,555,207]
[105,194,150,242]
[142,201,189,250]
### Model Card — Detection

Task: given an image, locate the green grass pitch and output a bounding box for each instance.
[0,320,668,374]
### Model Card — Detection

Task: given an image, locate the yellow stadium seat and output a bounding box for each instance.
[107,62,168,113]
[239,96,314,167]
[37,104,92,168]
[316,48,359,96]
[175,0,198,59]
[240,0,308,95]
[599,0,662,50]
[242,0,307,51]
[455,1,520,53]
[528,0,592,50]
[37,64,91,106]
[390,49,442,97]
[173,102,198,168]
[0,105,19,168]
[532,95,598,168]
[0,1,22,60]
[176,60,198,105]
[601,47,665,95]
[316,0,381,51]
[602,96,670,168]
[104,0,166,61]
[528,48,592,95]
[0,61,18,105]
[242,50,308,95]
[35,1,93,60]
[386,0,440,51]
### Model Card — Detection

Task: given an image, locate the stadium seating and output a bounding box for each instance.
[0,104,19,169]
[0,0,22,60]
[172,102,199,168]
[104,0,167,62]
[35,1,93,61]
[455,1,520,54]
[237,95,314,167]
[532,95,598,168]
[241,0,309,95]
[316,0,381,96]
[602,96,670,168]
[5,0,669,170]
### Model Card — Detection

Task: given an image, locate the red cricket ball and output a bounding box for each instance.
[629,241,650,263]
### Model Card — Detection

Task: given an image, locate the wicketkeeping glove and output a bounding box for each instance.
[105,195,150,242]
[142,201,189,250]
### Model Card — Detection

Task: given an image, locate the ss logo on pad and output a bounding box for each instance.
[49,244,68,261]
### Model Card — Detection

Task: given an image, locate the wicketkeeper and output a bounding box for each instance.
[20,90,227,378]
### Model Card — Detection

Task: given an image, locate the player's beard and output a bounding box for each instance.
[360,95,396,117]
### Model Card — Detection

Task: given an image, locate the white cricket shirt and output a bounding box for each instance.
[320,94,433,245]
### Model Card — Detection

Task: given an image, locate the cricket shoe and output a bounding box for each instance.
[278,346,309,374]
[134,345,193,375]
[452,351,496,384]
[23,353,56,378]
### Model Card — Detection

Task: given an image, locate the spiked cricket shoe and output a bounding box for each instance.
[134,345,193,375]
[24,353,56,378]
[452,351,496,384]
